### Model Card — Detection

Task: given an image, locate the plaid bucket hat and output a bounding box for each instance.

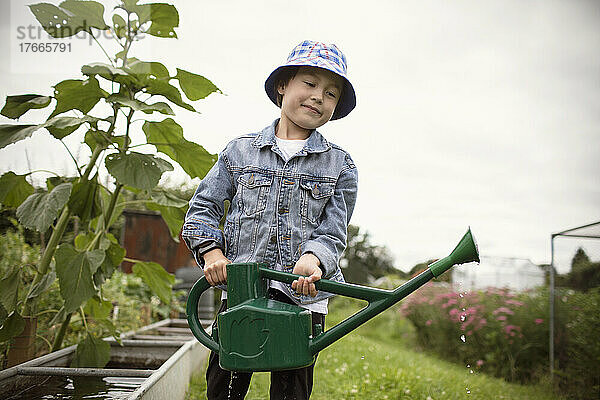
[265,40,356,120]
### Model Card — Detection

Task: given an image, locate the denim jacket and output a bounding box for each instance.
[182,119,358,305]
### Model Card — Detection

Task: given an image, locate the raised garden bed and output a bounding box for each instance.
[0,319,210,400]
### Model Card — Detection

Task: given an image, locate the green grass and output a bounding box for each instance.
[186,298,562,399]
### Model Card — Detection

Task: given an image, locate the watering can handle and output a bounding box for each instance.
[186,276,220,352]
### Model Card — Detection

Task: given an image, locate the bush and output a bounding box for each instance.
[555,288,600,399]
[400,283,550,383]
[400,283,600,399]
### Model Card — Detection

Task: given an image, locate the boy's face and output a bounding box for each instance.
[278,66,343,131]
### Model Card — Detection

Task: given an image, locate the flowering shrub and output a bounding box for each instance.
[400,283,550,383]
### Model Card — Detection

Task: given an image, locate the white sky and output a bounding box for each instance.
[1,0,599,273]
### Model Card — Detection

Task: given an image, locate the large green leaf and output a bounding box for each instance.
[71,332,110,368]
[0,172,35,208]
[0,311,26,342]
[44,115,101,139]
[83,296,112,319]
[84,129,115,152]
[81,62,130,84]
[105,152,173,191]
[104,233,126,266]
[175,69,221,101]
[55,244,105,313]
[27,271,56,300]
[151,188,189,208]
[144,79,195,112]
[29,3,76,38]
[133,3,178,38]
[0,124,42,149]
[146,202,186,241]
[29,1,108,38]
[50,77,107,118]
[68,175,102,224]
[59,0,109,30]
[106,94,174,115]
[126,58,170,79]
[143,118,217,179]
[0,303,7,325]
[94,234,125,286]
[46,176,74,191]
[0,268,20,312]
[16,182,72,232]
[1,95,52,119]
[112,14,127,39]
[74,232,95,251]
[132,261,174,305]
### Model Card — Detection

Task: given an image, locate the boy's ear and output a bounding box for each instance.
[277,82,286,95]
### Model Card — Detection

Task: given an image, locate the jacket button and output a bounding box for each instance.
[269,235,277,244]
[312,185,320,196]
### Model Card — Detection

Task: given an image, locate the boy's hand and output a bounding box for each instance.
[291,253,322,297]
[202,248,230,286]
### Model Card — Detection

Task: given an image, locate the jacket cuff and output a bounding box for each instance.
[182,219,225,269]
[302,241,336,278]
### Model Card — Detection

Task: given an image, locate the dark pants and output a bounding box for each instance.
[206,289,325,400]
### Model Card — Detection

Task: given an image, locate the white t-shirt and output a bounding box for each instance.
[275,136,307,161]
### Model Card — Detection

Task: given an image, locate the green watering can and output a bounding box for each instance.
[187,228,479,372]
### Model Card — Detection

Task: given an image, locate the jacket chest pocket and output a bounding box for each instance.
[238,172,273,216]
[299,178,335,223]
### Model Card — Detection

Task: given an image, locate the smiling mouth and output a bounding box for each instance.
[302,105,321,115]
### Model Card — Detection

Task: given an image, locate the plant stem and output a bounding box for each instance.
[37,334,52,352]
[51,312,72,352]
[23,206,71,316]
[23,113,115,317]
[104,184,124,230]
[80,306,88,332]
[89,29,115,66]
[60,140,82,177]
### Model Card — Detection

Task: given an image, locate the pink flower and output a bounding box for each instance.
[467,330,473,336]
[496,315,507,321]
[426,320,432,326]
[442,299,457,308]
[476,359,484,367]
[534,318,544,325]
[504,325,521,336]
[493,307,514,316]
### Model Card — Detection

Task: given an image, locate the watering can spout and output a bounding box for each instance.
[186,227,480,371]
[429,227,480,278]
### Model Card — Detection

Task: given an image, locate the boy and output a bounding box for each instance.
[182,40,358,400]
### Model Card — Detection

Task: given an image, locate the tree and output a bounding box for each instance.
[0,0,220,366]
[340,224,397,284]
[565,248,600,292]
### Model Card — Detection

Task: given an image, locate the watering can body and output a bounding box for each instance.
[187,228,479,372]
[219,295,314,371]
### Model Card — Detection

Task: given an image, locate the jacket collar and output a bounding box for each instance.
[252,119,331,154]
